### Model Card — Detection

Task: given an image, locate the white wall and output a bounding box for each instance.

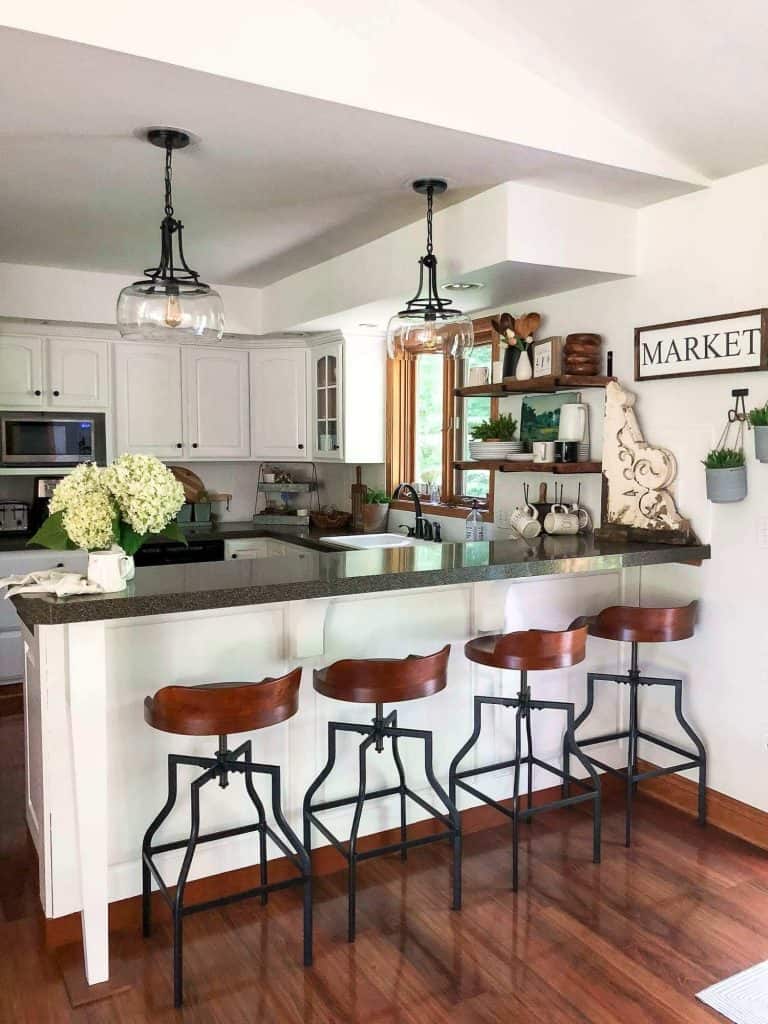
[477,160,768,811]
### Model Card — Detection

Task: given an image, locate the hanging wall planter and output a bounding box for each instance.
[703,389,748,503]
[748,403,768,462]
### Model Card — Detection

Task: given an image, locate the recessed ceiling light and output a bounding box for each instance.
[442,281,484,291]
[358,322,378,328]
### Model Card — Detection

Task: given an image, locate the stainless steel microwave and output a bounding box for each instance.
[0,412,107,467]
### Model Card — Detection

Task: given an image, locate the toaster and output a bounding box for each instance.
[0,501,29,533]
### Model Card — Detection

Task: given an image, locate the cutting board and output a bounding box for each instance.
[168,466,206,503]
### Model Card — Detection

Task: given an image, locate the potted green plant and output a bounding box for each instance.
[469,414,520,459]
[702,448,747,503]
[748,403,768,462]
[362,487,390,533]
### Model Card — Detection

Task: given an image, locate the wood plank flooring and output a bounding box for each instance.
[1,708,764,1022]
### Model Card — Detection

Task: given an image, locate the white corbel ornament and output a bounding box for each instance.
[597,381,694,543]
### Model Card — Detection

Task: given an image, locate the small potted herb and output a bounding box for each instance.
[748,403,768,462]
[469,414,520,459]
[362,487,390,533]
[702,448,747,503]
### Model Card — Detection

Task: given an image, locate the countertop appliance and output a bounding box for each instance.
[0,501,29,534]
[0,411,106,467]
[133,538,225,567]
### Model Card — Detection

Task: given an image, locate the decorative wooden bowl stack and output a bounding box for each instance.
[564,334,602,376]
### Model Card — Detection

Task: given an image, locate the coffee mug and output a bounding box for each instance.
[570,504,591,531]
[87,549,132,593]
[532,440,556,463]
[509,504,541,539]
[554,440,578,463]
[544,504,582,535]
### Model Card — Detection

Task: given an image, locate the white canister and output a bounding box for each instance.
[87,548,133,593]
[558,403,589,442]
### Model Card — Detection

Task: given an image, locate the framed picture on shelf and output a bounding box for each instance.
[520,391,581,445]
[532,336,564,378]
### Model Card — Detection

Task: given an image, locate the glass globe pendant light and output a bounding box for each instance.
[116,128,224,342]
[386,179,474,360]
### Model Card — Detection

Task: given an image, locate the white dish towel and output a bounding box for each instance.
[0,570,103,598]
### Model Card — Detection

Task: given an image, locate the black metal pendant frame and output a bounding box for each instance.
[397,179,465,324]
[141,736,312,1008]
[131,128,211,296]
[303,704,462,942]
[564,642,707,847]
[449,671,602,892]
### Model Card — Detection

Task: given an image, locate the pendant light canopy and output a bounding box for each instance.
[117,128,224,343]
[386,179,473,360]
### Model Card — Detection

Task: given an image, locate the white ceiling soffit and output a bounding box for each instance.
[260,183,636,333]
[497,0,768,180]
[1,2,707,190]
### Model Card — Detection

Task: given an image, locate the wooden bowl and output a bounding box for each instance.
[310,510,353,531]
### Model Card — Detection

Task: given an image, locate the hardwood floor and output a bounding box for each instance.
[1,708,764,1022]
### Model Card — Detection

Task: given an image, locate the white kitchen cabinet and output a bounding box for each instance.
[250,349,308,460]
[183,348,250,459]
[0,336,44,407]
[46,337,109,409]
[310,334,385,463]
[0,336,109,409]
[114,343,185,458]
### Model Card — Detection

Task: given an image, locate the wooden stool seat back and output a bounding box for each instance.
[144,667,301,736]
[465,624,588,672]
[588,602,697,644]
[314,645,450,704]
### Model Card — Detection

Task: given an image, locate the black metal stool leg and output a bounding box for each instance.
[564,707,602,864]
[303,722,339,865]
[348,734,375,942]
[563,673,595,800]
[449,694,484,807]
[512,703,523,892]
[391,715,408,862]
[241,740,270,906]
[142,754,182,939]
[525,706,534,822]
[672,679,707,824]
[419,728,462,911]
[625,681,639,847]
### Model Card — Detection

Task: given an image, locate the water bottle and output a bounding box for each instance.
[465,500,485,541]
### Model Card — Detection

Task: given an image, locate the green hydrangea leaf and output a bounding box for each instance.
[118,523,146,556]
[160,521,189,546]
[26,509,76,551]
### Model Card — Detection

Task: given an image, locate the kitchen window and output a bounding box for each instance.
[387,317,498,517]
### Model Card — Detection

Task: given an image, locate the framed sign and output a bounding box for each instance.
[532,336,564,378]
[635,309,768,382]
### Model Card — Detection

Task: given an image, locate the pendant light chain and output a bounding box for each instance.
[164,144,175,220]
[425,185,434,256]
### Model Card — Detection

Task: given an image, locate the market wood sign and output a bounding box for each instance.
[634,309,768,382]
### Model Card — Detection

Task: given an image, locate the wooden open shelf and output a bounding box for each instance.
[454,375,615,398]
[453,460,603,475]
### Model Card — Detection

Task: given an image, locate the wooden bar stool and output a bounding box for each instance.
[450,623,600,892]
[303,645,461,942]
[141,667,311,1008]
[565,602,706,847]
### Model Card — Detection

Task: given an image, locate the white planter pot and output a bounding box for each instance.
[705,465,747,503]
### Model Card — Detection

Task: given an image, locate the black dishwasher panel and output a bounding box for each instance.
[134,539,225,567]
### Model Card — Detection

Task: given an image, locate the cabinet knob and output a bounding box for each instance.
[333,444,340,450]
[52,389,60,397]
[176,443,183,448]
[33,389,41,397]
[231,553,238,559]
[192,442,199,449]
[297,444,304,450]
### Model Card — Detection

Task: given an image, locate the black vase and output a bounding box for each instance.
[502,345,520,379]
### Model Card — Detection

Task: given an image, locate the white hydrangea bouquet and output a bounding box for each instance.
[28,455,187,555]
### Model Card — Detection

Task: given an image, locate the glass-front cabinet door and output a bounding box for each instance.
[312,342,343,460]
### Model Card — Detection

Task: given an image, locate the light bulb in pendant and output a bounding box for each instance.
[419,324,438,351]
[164,291,183,328]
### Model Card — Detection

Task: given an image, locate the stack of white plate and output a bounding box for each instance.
[577,443,591,462]
[469,440,523,460]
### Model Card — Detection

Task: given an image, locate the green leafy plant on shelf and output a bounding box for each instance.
[748,404,768,427]
[702,448,745,469]
[365,488,390,505]
[470,414,518,442]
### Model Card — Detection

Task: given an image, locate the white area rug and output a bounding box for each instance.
[698,961,768,1022]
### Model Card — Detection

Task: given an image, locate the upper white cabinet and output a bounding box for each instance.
[250,349,308,460]
[0,336,108,409]
[310,335,385,463]
[184,348,250,459]
[0,336,44,407]
[114,342,250,460]
[114,343,184,458]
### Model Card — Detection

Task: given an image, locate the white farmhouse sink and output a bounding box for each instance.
[320,532,432,550]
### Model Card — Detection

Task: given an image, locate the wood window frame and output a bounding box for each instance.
[387,317,499,519]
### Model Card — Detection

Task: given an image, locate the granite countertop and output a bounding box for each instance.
[12,535,710,629]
